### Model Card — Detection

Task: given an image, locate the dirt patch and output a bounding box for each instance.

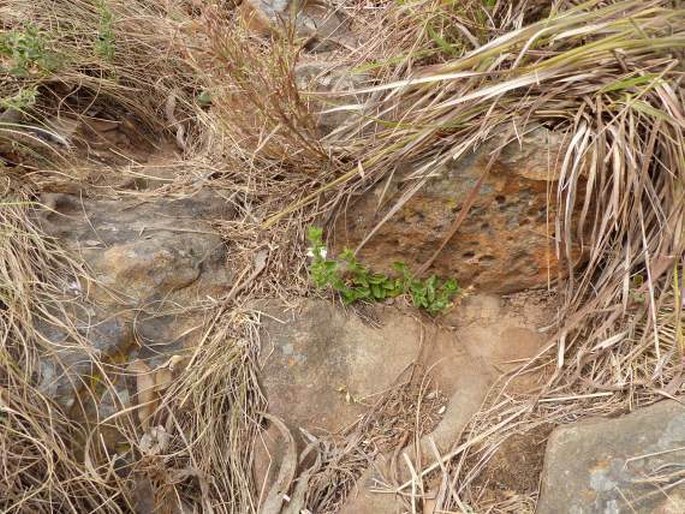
[472,424,553,507]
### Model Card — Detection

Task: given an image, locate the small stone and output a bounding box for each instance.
[139,426,171,456]
[294,60,370,137]
[237,0,292,36]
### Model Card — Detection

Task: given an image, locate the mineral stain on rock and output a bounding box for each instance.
[334,126,585,294]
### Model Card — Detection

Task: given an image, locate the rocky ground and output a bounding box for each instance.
[32,130,684,513]
[3,1,683,513]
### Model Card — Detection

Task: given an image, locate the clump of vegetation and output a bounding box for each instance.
[95,1,116,61]
[308,227,459,315]
[0,24,60,76]
[0,85,37,110]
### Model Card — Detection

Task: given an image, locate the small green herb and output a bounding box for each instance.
[308,227,459,316]
[0,86,38,111]
[95,1,116,61]
[197,90,213,107]
[0,25,59,75]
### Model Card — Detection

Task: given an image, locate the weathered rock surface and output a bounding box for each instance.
[35,190,234,410]
[339,292,551,513]
[238,0,354,51]
[255,292,553,511]
[295,59,370,137]
[258,300,425,433]
[41,190,232,306]
[538,400,685,514]
[237,0,291,36]
[334,126,575,294]
[296,3,354,53]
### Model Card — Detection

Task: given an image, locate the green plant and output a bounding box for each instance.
[0,86,38,111]
[0,25,59,75]
[197,89,213,107]
[95,1,116,61]
[308,227,459,315]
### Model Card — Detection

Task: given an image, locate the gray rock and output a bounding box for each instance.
[238,0,355,52]
[35,307,133,407]
[294,60,370,137]
[40,190,232,306]
[34,189,234,415]
[296,4,356,53]
[538,400,685,514]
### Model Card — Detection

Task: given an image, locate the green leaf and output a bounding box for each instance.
[306,226,459,314]
[308,226,323,245]
[368,274,386,285]
[197,90,212,106]
[600,73,660,94]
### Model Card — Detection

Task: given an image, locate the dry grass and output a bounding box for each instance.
[136,308,267,513]
[0,0,206,167]
[202,9,328,173]
[296,364,444,513]
[0,194,129,512]
[1,0,684,512]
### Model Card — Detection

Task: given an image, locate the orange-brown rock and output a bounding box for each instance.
[333,126,579,294]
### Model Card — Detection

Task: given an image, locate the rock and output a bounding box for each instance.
[339,469,400,514]
[295,60,370,137]
[258,300,424,433]
[40,190,232,307]
[133,313,202,365]
[296,3,355,53]
[34,190,234,415]
[340,292,551,513]
[238,0,354,51]
[333,126,576,294]
[538,400,685,514]
[256,292,552,511]
[35,306,134,408]
[327,326,493,514]
[237,0,291,36]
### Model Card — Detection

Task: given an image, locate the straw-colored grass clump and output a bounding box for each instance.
[0,0,683,512]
